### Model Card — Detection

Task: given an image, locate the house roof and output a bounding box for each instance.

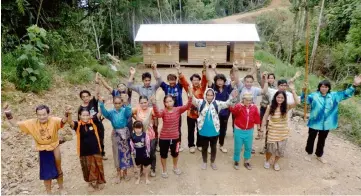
[134,24,260,42]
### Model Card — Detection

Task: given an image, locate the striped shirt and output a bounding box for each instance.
[267,108,289,143]
[153,97,192,139]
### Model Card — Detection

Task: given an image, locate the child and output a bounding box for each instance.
[132,96,157,177]
[99,94,133,183]
[130,121,151,185]
[67,108,106,191]
[229,92,260,170]
[261,83,299,171]
[192,88,239,170]
[151,90,192,178]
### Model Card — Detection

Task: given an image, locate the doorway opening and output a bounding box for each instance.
[179,42,188,62]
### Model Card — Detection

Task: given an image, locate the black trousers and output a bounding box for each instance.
[200,135,218,163]
[305,128,329,157]
[260,106,268,150]
[218,114,230,146]
[150,139,158,172]
[187,117,200,147]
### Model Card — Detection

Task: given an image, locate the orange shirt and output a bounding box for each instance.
[179,71,208,119]
[18,117,64,151]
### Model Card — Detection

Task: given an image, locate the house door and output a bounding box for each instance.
[179,42,188,62]
[227,42,234,62]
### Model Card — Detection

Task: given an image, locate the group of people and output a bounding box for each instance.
[3,59,361,194]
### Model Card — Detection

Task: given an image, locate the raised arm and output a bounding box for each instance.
[335,74,360,102]
[150,95,163,118]
[99,99,111,119]
[3,104,19,128]
[65,105,75,128]
[176,62,190,92]
[217,90,240,110]
[289,71,302,83]
[179,94,193,114]
[151,62,163,90]
[261,75,269,95]
[127,67,141,94]
[94,72,100,100]
[287,82,300,109]
[255,61,263,86]
[261,106,270,136]
[206,64,214,88]
[99,74,113,94]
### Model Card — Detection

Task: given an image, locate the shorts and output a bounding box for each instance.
[266,139,287,157]
[135,157,152,166]
[159,138,180,159]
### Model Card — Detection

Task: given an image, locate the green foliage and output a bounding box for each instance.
[65,67,94,84]
[1,52,18,86]
[337,100,361,146]
[14,25,51,92]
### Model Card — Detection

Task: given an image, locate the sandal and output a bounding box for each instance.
[244,162,252,170]
[274,163,280,171]
[173,168,182,175]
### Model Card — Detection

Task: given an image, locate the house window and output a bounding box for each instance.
[155,44,161,53]
[155,43,166,53]
[195,42,206,47]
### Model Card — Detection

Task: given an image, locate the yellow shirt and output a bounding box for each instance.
[18,117,63,151]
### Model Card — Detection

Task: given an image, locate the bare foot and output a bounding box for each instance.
[135,179,140,185]
[146,179,151,185]
[98,184,105,190]
[114,177,121,184]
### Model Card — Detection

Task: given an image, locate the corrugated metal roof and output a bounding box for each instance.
[134,24,260,42]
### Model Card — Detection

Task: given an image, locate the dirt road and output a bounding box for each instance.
[208,0,290,24]
[2,67,361,195]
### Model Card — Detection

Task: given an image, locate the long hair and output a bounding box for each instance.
[269,91,288,118]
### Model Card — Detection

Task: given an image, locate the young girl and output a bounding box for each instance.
[130,121,151,185]
[192,88,239,170]
[230,92,260,170]
[67,108,106,191]
[261,83,299,171]
[132,96,157,177]
[151,90,192,178]
[99,94,133,182]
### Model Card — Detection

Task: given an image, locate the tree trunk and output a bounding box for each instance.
[288,9,299,64]
[310,0,325,73]
[36,0,44,25]
[157,0,163,23]
[179,0,182,24]
[132,8,136,49]
[91,17,101,60]
[109,2,115,55]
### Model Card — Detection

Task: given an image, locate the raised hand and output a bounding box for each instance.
[294,71,302,79]
[231,89,239,98]
[151,61,157,70]
[262,71,268,79]
[95,72,100,83]
[255,61,262,69]
[353,74,361,86]
[211,63,217,70]
[288,81,296,91]
[65,105,72,114]
[175,62,181,71]
[150,95,156,104]
[129,67,136,75]
[3,103,13,120]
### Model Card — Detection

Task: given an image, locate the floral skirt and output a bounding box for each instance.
[112,128,133,170]
[80,154,106,184]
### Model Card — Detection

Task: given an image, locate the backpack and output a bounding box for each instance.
[199,100,219,114]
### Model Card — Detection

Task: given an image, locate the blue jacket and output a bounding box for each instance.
[99,102,132,129]
[211,84,233,117]
[301,86,355,131]
[160,82,183,107]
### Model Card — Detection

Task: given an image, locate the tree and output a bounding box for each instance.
[309,0,325,72]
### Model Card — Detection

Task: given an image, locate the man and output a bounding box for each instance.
[78,72,107,160]
[177,60,208,153]
[127,62,162,152]
[4,104,68,195]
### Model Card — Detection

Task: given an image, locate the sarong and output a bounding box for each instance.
[80,154,106,184]
[39,150,58,180]
[111,128,133,169]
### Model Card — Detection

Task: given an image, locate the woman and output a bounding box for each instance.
[132,96,157,177]
[303,75,361,163]
[99,94,133,183]
[67,108,106,191]
[261,82,299,171]
[192,88,239,170]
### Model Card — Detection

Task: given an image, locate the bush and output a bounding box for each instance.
[1,52,18,85]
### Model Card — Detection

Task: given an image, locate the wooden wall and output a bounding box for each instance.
[141,41,255,66]
[142,42,179,64]
[232,42,255,67]
[188,42,227,64]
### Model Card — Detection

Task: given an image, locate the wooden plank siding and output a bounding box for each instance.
[188,42,227,64]
[233,42,255,67]
[141,41,255,67]
[142,42,179,64]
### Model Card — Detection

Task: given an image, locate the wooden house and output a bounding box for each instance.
[134,24,260,68]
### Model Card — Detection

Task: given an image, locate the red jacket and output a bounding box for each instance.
[230,103,261,130]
